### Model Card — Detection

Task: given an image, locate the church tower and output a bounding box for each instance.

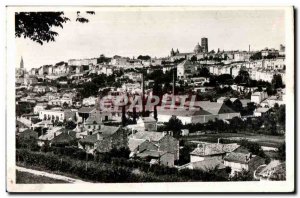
[170,48,175,56]
[20,56,24,69]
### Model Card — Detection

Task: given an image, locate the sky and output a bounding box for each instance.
[15,8,286,69]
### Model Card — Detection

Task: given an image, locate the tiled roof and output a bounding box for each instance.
[129,131,165,142]
[79,133,99,144]
[194,101,236,115]
[255,107,270,113]
[99,125,120,137]
[78,107,96,113]
[79,125,120,145]
[51,131,77,145]
[136,150,166,158]
[38,127,63,141]
[223,152,261,164]
[190,143,240,157]
[128,138,146,152]
[157,108,211,117]
[85,115,102,124]
[183,158,226,171]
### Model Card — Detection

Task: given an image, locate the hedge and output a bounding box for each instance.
[16,149,229,182]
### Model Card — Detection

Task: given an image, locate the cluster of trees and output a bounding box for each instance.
[74,72,123,98]
[137,55,151,61]
[16,148,229,182]
[250,52,280,60]
[163,105,285,136]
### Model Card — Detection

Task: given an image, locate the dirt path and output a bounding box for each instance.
[16,166,91,184]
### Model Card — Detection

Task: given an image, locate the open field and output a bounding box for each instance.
[16,171,69,184]
[181,133,285,148]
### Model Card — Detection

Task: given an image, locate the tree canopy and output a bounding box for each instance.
[15,11,95,45]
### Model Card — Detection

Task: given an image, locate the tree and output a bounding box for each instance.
[250,52,262,60]
[199,67,210,77]
[277,142,286,162]
[229,170,254,181]
[65,120,77,130]
[190,55,197,62]
[15,11,95,45]
[137,55,151,61]
[166,116,183,138]
[235,70,250,85]
[217,74,233,85]
[272,74,284,89]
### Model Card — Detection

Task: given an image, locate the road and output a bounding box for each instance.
[16,166,91,184]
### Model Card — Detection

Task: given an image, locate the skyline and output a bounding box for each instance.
[16,9,286,69]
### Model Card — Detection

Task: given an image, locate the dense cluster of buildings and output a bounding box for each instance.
[15,38,286,180]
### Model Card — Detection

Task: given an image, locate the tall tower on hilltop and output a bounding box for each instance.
[201,38,208,53]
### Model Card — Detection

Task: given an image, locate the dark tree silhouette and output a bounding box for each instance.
[15,11,95,45]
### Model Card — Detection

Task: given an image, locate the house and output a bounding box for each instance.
[254,107,270,117]
[179,158,226,173]
[223,152,265,175]
[33,103,48,114]
[193,101,241,120]
[177,60,197,79]
[83,114,102,131]
[78,107,97,121]
[51,130,77,147]
[251,91,268,104]
[136,117,157,131]
[156,108,218,125]
[37,127,64,147]
[190,143,240,162]
[78,125,128,154]
[136,150,175,167]
[129,131,179,162]
[128,138,158,157]
[82,96,98,106]
[255,160,286,181]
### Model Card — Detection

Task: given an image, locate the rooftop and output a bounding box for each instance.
[190,143,240,157]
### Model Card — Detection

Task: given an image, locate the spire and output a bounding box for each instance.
[20,56,24,69]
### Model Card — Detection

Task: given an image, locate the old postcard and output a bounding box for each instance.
[6,6,294,193]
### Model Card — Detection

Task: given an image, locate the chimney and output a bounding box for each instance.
[97,133,101,140]
[163,131,167,136]
[218,138,221,144]
[54,132,57,137]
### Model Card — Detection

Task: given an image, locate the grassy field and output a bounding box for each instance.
[181,133,285,147]
[16,171,69,184]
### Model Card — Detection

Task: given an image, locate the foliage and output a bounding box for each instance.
[272,74,284,89]
[15,11,95,45]
[166,116,183,138]
[16,148,228,182]
[277,142,286,162]
[137,55,151,61]
[229,169,254,181]
[250,52,262,60]
[235,70,250,85]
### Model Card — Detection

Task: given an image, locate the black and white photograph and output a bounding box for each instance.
[5,5,295,193]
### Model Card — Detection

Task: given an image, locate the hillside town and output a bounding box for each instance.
[16,38,286,182]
